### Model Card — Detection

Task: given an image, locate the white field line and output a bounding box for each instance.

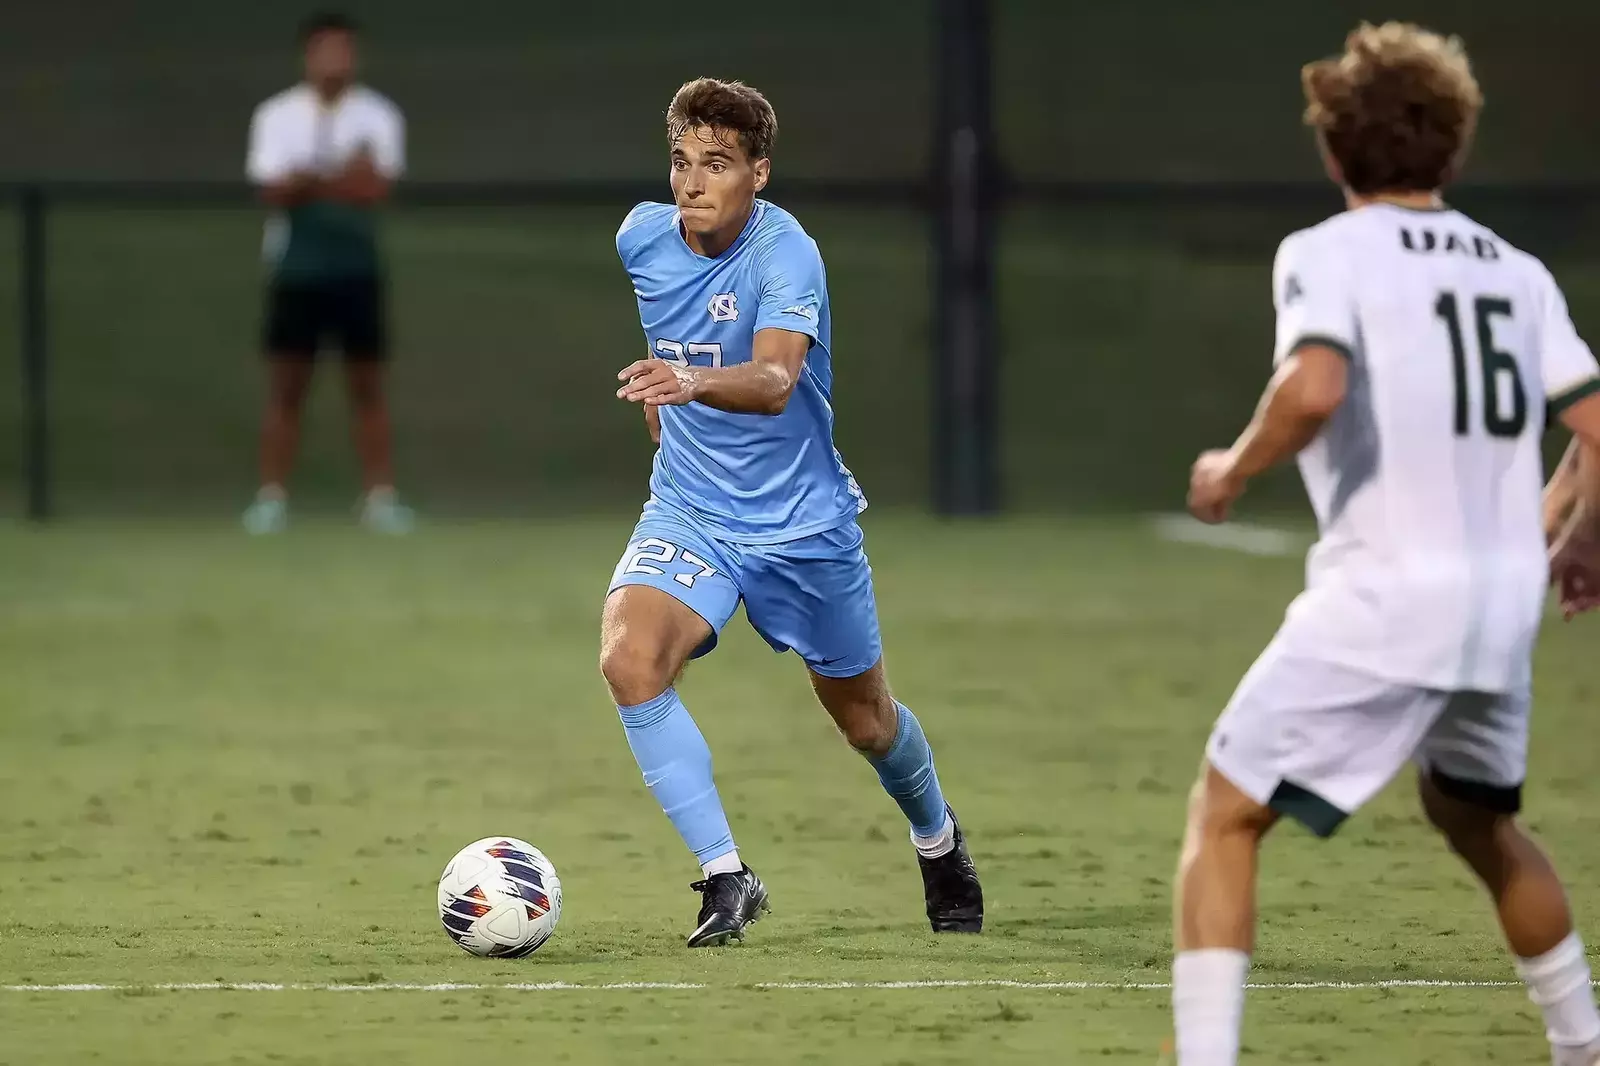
[1150,513,1304,558]
[0,978,1554,993]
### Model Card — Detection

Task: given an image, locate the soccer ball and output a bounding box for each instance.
[437,836,562,958]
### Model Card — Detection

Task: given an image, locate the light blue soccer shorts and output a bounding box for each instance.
[607,500,883,678]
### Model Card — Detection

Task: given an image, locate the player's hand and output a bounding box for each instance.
[1188,449,1247,525]
[1550,514,1600,620]
[1556,563,1600,620]
[346,144,377,175]
[617,360,700,406]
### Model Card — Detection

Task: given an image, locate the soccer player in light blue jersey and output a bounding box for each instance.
[600,78,983,947]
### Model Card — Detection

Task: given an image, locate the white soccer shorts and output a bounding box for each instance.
[1206,642,1529,837]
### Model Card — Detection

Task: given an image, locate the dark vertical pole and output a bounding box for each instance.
[932,0,999,515]
[21,185,50,521]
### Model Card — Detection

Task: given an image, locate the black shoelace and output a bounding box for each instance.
[689,873,742,921]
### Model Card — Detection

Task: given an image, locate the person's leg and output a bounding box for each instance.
[807,663,950,849]
[601,584,731,870]
[338,276,410,531]
[343,361,394,491]
[1175,650,1444,1065]
[808,660,983,932]
[248,281,318,533]
[260,359,315,491]
[1419,693,1600,1064]
[246,357,315,534]
[743,521,981,931]
[602,518,760,947]
[1171,765,1277,1066]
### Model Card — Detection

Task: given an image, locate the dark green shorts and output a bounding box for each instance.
[263,275,387,361]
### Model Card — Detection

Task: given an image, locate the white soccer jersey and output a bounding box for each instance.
[246,84,404,265]
[247,84,405,184]
[1270,202,1600,693]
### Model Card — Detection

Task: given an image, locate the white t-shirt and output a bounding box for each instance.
[247,84,405,184]
[1271,202,1600,693]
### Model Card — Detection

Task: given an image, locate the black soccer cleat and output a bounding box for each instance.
[918,809,983,933]
[686,864,770,948]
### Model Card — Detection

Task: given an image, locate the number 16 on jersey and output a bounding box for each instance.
[1435,291,1528,438]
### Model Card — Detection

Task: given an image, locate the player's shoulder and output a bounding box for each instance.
[616,202,679,262]
[1274,211,1362,264]
[1502,243,1565,311]
[348,85,404,124]
[252,85,312,124]
[1458,215,1555,287]
[751,201,814,245]
[1417,208,1560,296]
[1275,206,1563,306]
[749,201,821,265]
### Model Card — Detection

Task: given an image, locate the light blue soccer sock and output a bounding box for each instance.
[866,703,951,841]
[617,688,738,871]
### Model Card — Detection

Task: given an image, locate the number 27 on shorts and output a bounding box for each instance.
[623,538,718,589]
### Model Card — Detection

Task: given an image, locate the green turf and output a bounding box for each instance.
[2,516,1597,1063]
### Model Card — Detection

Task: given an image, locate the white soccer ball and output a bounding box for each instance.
[437,836,563,958]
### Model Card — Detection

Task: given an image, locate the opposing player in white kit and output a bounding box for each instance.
[1170,23,1600,1066]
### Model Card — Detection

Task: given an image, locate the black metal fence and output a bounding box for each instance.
[10,179,1600,521]
[6,0,1600,520]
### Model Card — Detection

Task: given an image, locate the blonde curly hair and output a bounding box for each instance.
[1302,22,1483,194]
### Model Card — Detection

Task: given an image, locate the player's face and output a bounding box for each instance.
[304,30,356,90]
[670,126,770,238]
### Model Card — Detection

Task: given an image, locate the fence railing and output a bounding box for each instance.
[8,178,1600,521]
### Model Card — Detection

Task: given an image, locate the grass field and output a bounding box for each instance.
[3,515,1598,1064]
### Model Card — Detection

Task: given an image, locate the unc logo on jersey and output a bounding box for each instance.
[707,292,739,323]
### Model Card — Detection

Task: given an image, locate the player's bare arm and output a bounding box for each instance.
[325,146,393,205]
[258,171,324,207]
[1545,435,1595,565]
[1555,395,1600,515]
[1544,438,1583,540]
[1188,344,1348,523]
[616,327,809,415]
[259,150,389,208]
[644,404,661,444]
[1548,393,1600,617]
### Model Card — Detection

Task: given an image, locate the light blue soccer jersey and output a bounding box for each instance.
[616,200,866,544]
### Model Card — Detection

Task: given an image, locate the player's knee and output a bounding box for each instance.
[269,372,312,409]
[598,634,676,707]
[344,370,385,410]
[835,697,897,757]
[811,662,896,756]
[1186,765,1275,844]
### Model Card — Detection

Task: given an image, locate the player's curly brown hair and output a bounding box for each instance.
[666,78,778,161]
[1302,22,1482,195]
